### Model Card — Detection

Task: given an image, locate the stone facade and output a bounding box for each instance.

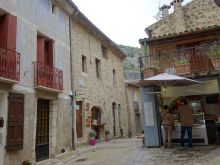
[147,0,220,38]
[71,20,128,144]
[125,83,143,137]
[0,0,72,164]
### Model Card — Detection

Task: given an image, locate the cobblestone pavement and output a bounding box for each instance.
[37,138,220,165]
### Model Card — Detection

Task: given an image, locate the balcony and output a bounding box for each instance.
[0,48,20,83]
[33,62,63,92]
[140,42,220,77]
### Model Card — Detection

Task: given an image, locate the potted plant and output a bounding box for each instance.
[104,129,110,142]
[22,160,32,165]
[88,129,97,145]
[175,59,190,75]
[208,42,220,70]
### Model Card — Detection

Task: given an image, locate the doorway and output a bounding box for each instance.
[76,101,83,138]
[112,102,116,136]
[91,107,101,139]
[36,99,50,162]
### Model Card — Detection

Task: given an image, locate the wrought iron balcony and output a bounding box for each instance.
[33,62,63,92]
[0,48,20,82]
[140,42,220,77]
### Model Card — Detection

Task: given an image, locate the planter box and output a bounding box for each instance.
[211,57,220,70]
[143,68,158,78]
[175,63,190,75]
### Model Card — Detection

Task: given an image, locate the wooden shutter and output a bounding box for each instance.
[0,14,17,50]
[37,36,45,63]
[47,40,53,66]
[6,93,24,151]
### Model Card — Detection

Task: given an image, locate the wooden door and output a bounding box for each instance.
[76,101,83,138]
[36,99,49,162]
[6,93,24,151]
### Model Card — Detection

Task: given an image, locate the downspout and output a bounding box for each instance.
[69,17,75,150]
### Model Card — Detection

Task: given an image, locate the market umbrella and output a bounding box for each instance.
[140,73,202,89]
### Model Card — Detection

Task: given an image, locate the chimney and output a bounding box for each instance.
[170,0,185,33]
[160,4,171,19]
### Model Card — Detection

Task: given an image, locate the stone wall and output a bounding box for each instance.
[147,0,220,38]
[71,21,128,142]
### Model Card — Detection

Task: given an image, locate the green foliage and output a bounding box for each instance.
[22,160,32,165]
[118,45,141,57]
[208,43,220,58]
[105,129,110,135]
[89,130,97,138]
[175,59,188,65]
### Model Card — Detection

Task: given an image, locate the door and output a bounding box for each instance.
[36,99,49,162]
[112,103,116,136]
[76,101,83,138]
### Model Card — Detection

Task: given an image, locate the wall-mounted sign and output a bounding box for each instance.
[144,102,155,126]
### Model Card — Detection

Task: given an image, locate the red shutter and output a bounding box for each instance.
[6,93,24,151]
[47,40,53,66]
[0,14,17,50]
[37,36,45,63]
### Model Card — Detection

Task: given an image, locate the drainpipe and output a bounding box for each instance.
[69,17,75,150]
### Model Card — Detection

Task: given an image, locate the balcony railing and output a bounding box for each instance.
[140,42,220,76]
[33,62,63,91]
[0,48,20,82]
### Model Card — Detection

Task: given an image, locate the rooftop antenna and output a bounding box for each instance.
[153,1,161,20]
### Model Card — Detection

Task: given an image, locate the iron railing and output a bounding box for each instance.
[140,42,220,77]
[33,61,63,91]
[0,48,20,81]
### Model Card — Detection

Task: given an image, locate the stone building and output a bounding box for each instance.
[0,0,127,164]
[125,81,143,137]
[67,2,128,143]
[139,0,220,147]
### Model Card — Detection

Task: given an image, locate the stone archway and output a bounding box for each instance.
[91,106,102,139]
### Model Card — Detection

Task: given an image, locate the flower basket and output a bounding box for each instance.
[208,42,220,70]
[175,59,190,75]
[143,68,158,78]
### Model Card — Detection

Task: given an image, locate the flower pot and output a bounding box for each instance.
[175,63,190,75]
[143,68,158,78]
[89,139,96,145]
[105,135,110,142]
[211,57,220,70]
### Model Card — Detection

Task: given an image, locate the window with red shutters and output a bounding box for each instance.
[6,92,24,151]
[37,36,53,66]
[0,14,17,50]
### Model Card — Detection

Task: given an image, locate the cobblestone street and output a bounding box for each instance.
[37,138,220,165]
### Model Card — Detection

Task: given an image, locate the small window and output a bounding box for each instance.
[82,55,87,72]
[113,69,116,85]
[95,58,101,78]
[52,3,58,15]
[101,44,108,59]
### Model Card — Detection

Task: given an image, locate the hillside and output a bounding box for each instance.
[118,45,141,80]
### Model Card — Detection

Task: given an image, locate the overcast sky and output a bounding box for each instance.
[72,0,192,47]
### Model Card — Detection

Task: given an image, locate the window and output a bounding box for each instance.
[113,69,116,85]
[82,55,87,72]
[37,36,53,66]
[95,58,101,78]
[101,44,108,59]
[52,3,58,15]
[6,93,24,151]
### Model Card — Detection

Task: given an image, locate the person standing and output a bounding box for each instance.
[177,99,193,150]
[161,105,174,148]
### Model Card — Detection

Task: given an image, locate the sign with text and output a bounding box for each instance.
[144,102,155,126]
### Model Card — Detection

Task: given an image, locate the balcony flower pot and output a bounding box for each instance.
[22,160,32,165]
[143,68,158,78]
[89,129,97,145]
[175,59,190,75]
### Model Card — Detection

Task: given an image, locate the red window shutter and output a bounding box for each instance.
[37,36,45,63]
[7,93,24,152]
[47,40,53,66]
[0,14,17,50]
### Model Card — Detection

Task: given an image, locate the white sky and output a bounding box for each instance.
[72,0,192,47]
